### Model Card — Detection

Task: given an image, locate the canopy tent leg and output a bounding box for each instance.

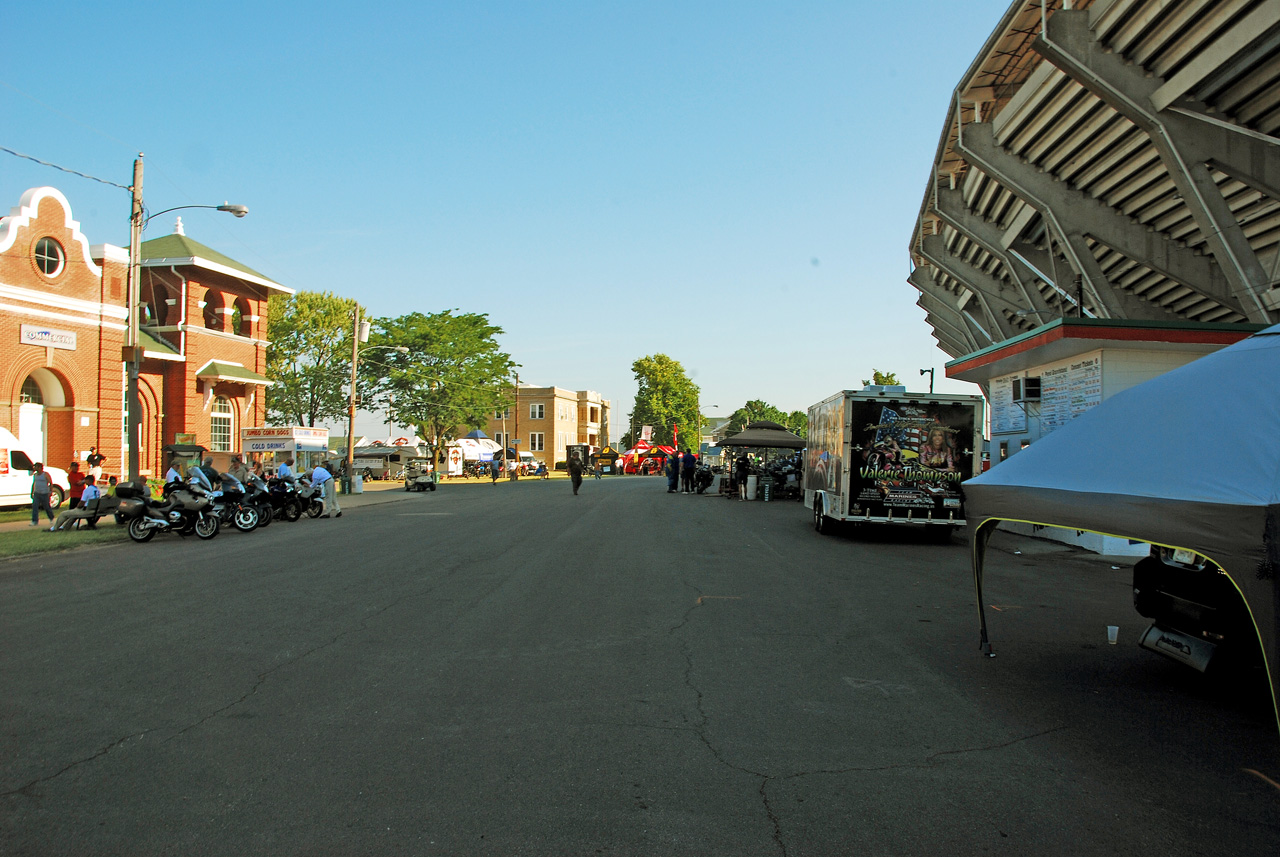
[971,518,999,657]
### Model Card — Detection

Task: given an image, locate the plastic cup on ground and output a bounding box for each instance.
[1107,625,1119,645]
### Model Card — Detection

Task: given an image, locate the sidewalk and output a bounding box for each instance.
[0,480,422,535]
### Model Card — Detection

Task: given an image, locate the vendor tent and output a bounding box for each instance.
[448,437,501,461]
[718,420,806,449]
[966,324,1280,728]
[463,430,490,440]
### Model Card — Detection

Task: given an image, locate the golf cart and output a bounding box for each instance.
[404,458,438,492]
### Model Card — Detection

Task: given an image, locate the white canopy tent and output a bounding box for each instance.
[965,325,1280,729]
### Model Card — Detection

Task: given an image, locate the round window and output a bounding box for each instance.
[34,238,65,277]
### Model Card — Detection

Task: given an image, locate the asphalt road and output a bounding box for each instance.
[1,476,1277,856]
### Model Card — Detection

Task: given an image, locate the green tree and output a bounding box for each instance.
[785,410,808,436]
[627,354,700,449]
[266,291,362,426]
[720,400,808,438]
[361,310,513,464]
[861,370,900,387]
[723,399,788,437]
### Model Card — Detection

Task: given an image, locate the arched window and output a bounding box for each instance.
[20,377,43,405]
[210,397,234,452]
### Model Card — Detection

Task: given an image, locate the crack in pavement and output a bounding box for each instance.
[670,583,1070,856]
[2,583,437,800]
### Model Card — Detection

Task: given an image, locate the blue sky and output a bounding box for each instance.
[2,1,1007,442]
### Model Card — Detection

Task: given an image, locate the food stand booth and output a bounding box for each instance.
[241,427,331,475]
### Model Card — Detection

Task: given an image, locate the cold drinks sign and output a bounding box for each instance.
[241,427,329,453]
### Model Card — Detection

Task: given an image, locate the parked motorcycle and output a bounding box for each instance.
[294,479,326,518]
[243,472,274,527]
[117,479,219,542]
[694,463,714,494]
[267,476,304,522]
[204,472,260,532]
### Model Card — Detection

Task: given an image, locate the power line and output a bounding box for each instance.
[0,145,129,191]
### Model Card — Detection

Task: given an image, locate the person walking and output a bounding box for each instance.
[29,463,55,526]
[67,462,85,509]
[681,448,696,494]
[491,457,501,484]
[312,461,341,518]
[567,452,585,495]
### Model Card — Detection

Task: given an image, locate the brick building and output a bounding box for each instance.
[485,385,609,467]
[0,186,289,477]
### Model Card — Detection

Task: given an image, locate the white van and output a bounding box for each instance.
[0,428,69,509]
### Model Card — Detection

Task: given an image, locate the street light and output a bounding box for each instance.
[344,309,408,490]
[919,369,935,394]
[124,153,248,482]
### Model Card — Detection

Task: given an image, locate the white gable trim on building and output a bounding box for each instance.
[0,187,102,277]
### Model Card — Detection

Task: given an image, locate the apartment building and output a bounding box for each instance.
[485,385,609,467]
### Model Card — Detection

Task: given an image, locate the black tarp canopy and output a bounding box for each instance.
[965,324,1280,730]
[717,421,806,450]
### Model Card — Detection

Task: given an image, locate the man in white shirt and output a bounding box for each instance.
[311,461,341,518]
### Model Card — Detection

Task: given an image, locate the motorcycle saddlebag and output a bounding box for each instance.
[115,480,149,499]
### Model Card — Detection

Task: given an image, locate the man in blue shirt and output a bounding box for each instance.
[681,448,697,494]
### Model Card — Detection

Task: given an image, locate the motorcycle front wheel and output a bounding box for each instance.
[127,517,155,543]
[257,503,273,527]
[233,506,259,532]
[195,515,219,539]
[306,499,324,518]
[282,499,302,522]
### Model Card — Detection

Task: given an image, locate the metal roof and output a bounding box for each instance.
[910,0,1280,364]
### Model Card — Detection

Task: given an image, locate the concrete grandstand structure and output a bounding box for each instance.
[910,0,1280,361]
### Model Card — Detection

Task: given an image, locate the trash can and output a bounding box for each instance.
[761,476,773,502]
[745,475,758,500]
[350,473,364,494]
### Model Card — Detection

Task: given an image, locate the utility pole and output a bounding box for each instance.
[344,306,361,493]
[512,371,519,480]
[125,154,144,483]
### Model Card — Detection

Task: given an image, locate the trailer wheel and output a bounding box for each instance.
[814,497,833,535]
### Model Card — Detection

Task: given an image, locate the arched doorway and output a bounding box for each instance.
[18,369,67,462]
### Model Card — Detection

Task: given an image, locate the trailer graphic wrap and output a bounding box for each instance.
[805,396,844,500]
[849,401,975,517]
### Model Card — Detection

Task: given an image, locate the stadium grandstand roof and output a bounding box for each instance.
[910,0,1280,360]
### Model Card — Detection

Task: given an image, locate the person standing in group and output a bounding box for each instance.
[277,458,295,483]
[29,463,55,527]
[666,454,680,493]
[567,452,585,495]
[228,454,250,485]
[86,446,106,482]
[67,462,85,509]
[198,457,222,489]
[735,452,750,501]
[681,448,697,494]
[312,460,341,518]
[164,459,184,484]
